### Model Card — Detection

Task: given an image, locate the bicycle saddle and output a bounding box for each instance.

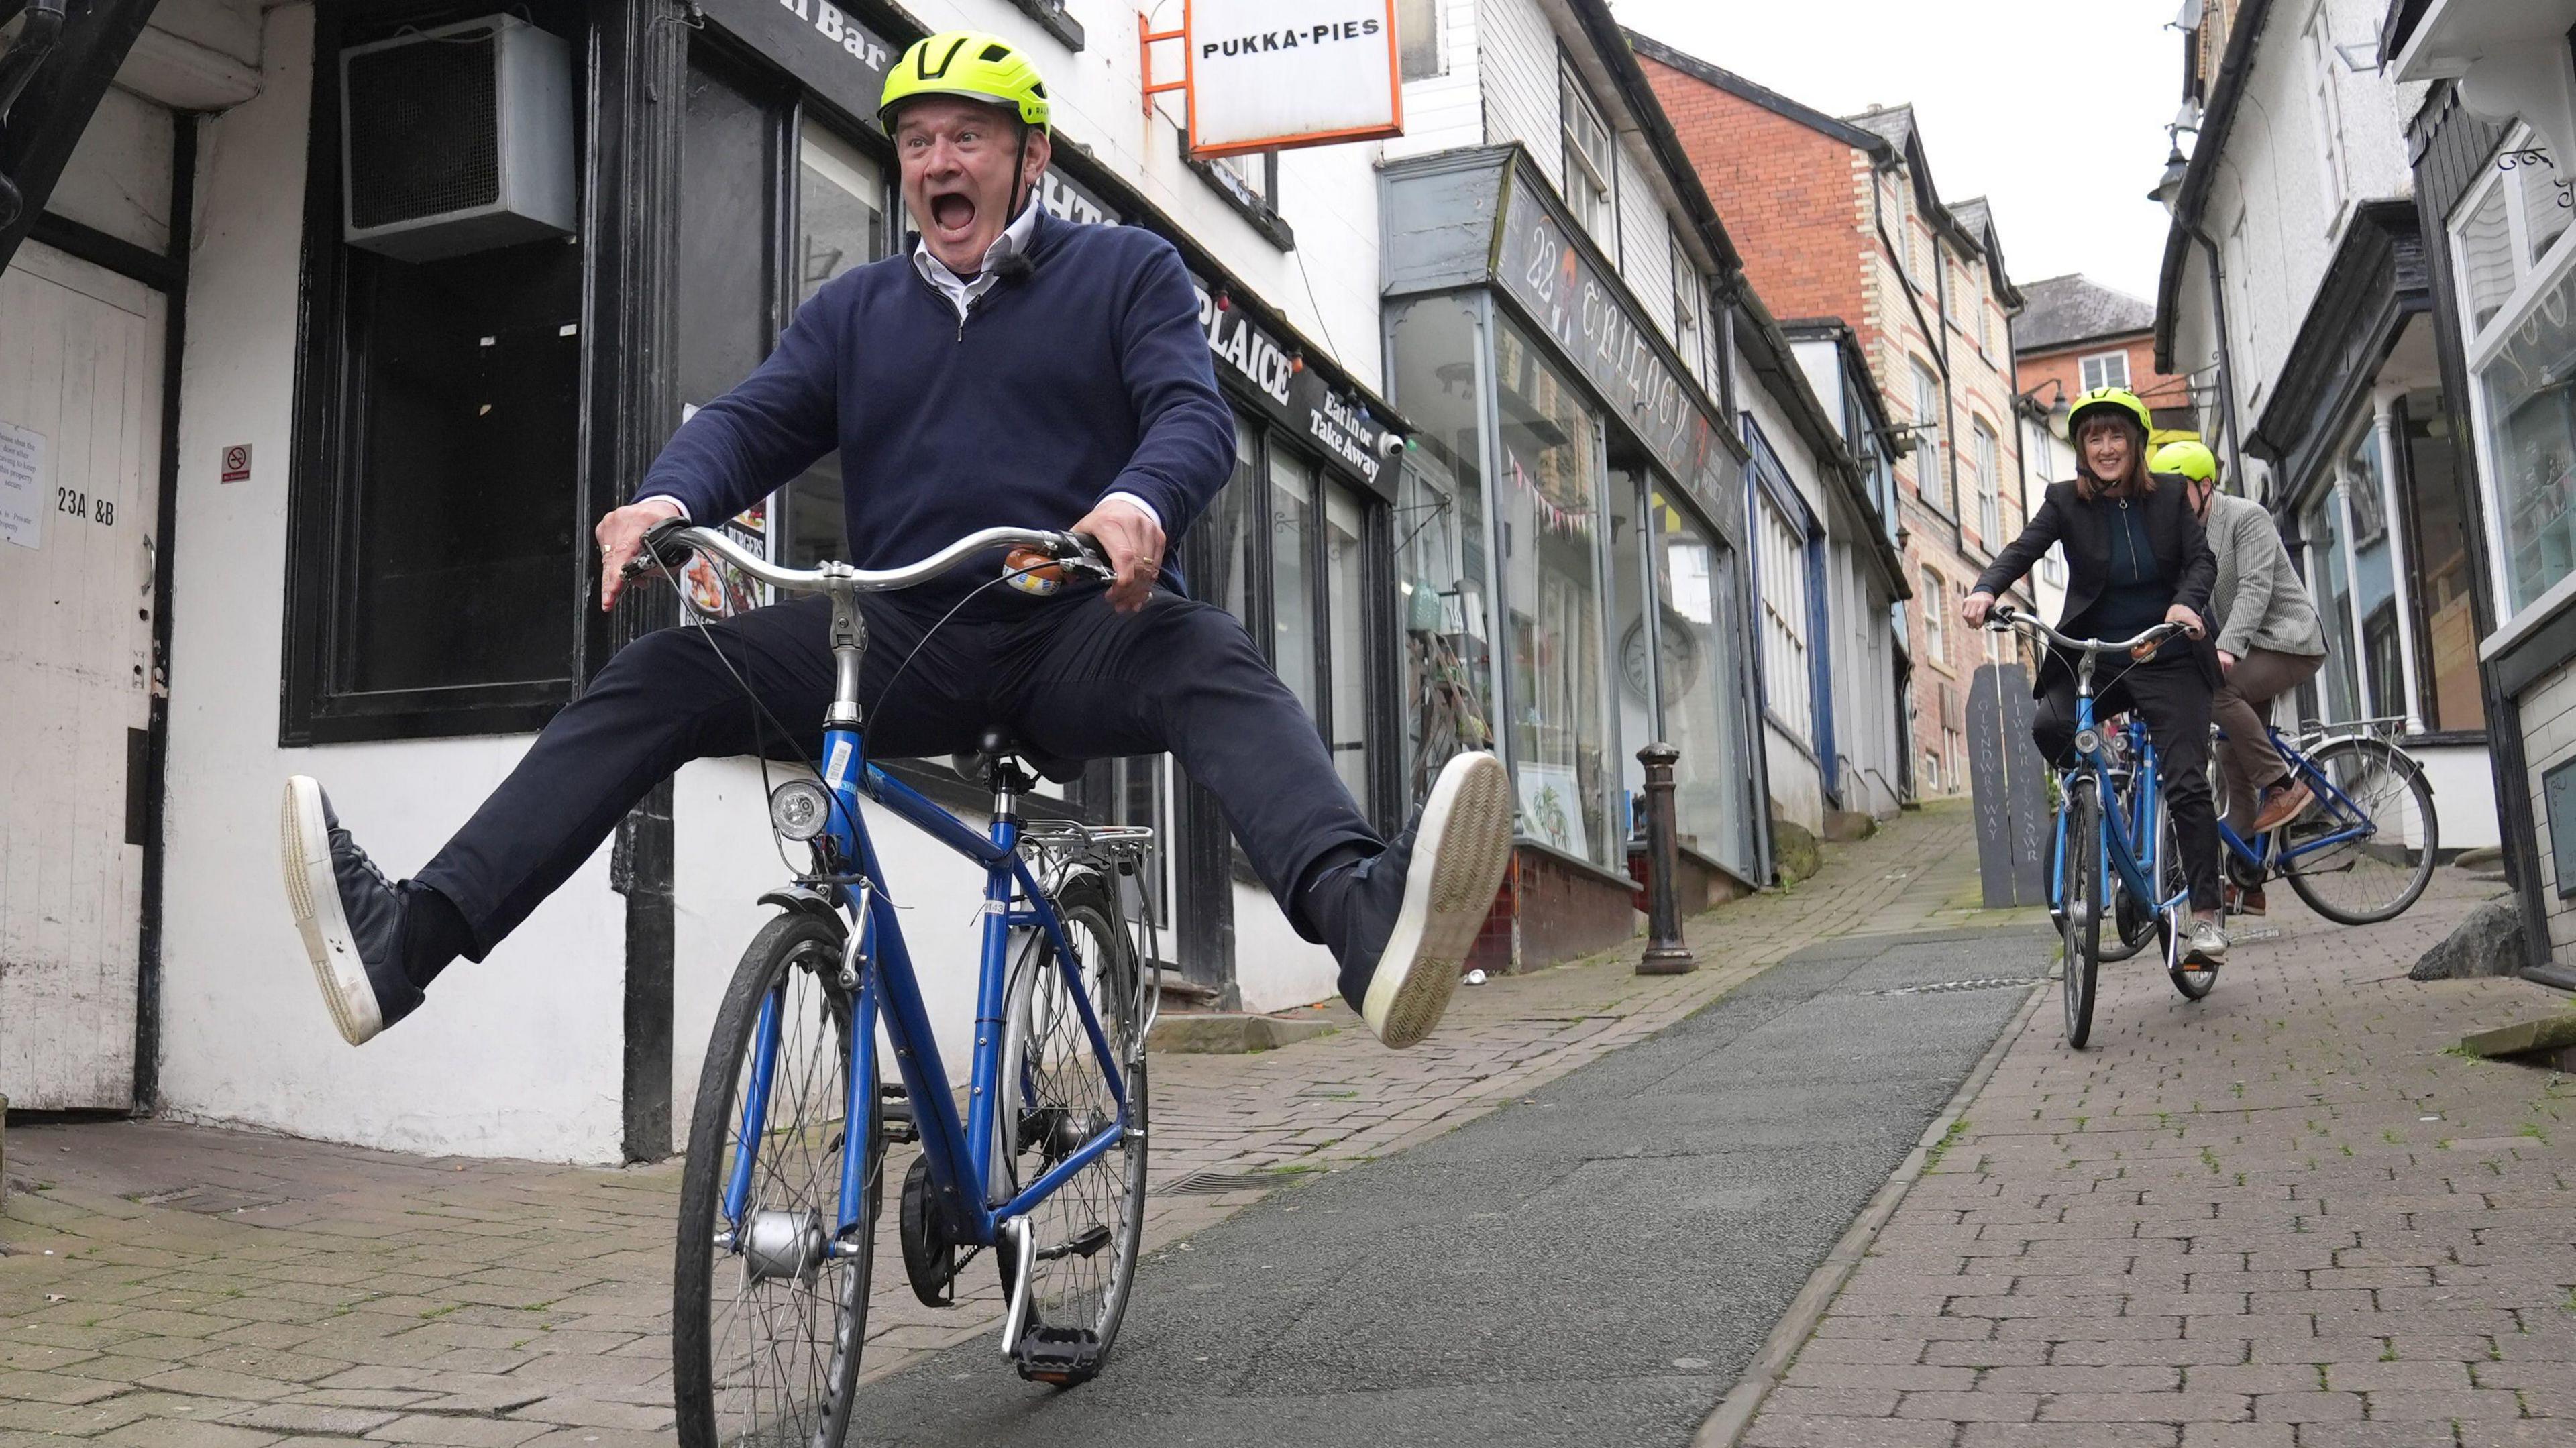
[953,725,1085,788]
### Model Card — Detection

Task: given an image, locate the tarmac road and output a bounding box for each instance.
[844,924,2053,1448]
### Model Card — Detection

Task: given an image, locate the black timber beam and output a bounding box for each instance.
[0,0,162,272]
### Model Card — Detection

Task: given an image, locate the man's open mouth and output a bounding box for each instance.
[931,192,976,233]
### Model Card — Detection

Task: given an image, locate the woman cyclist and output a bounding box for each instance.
[1961,388,2229,967]
[2153,439,2328,915]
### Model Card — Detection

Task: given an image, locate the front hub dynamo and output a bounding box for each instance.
[740,1208,826,1284]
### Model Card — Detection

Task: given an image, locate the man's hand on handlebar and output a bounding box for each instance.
[597,498,688,612]
[1960,590,1997,629]
[1072,497,1165,614]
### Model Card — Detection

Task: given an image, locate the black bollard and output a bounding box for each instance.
[1637,742,1695,974]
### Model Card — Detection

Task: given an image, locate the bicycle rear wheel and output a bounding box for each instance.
[2097,771,2153,963]
[2061,780,2103,1049]
[674,912,876,1448]
[994,868,1148,1385]
[2281,738,2439,925]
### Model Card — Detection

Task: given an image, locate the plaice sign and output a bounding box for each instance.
[1185,0,1403,158]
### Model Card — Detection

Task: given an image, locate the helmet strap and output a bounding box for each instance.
[1008,125,1032,227]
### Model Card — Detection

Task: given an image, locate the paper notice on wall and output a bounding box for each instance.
[0,419,42,550]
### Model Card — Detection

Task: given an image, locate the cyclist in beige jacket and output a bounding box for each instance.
[2155,441,2329,914]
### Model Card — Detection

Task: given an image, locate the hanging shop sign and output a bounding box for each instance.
[1495,163,1723,494]
[1190,276,1396,491]
[696,0,894,126]
[1182,0,1404,159]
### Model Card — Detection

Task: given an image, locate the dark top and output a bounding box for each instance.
[636,211,1236,615]
[2086,494,2169,641]
[1972,475,2220,695]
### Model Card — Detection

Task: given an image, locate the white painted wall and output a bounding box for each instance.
[1476,0,1560,195]
[1384,0,1483,162]
[2188,0,2430,423]
[154,5,631,1162]
[50,87,172,253]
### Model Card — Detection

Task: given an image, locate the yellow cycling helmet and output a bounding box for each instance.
[2065,386,2153,439]
[2151,439,2217,482]
[880,30,1051,131]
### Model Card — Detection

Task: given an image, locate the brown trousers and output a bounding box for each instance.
[2211,647,2326,834]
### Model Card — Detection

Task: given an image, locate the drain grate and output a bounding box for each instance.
[1873,977,2043,997]
[1159,1165,1319,1196]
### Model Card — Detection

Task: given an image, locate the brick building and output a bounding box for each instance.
[2015,274,2194,434]
[1635,34,2028,797]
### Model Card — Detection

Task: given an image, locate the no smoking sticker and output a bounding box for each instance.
[219,444,251,484]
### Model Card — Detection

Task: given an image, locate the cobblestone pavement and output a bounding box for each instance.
[1743,861,2576,1448]
[1,805,1994,1446]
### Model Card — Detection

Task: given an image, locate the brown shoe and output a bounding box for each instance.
[2224,882,2267,917]
[2251,781,2314,834]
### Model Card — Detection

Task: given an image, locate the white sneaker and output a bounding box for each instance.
[280,776,419,1045]
[2185,917,2229,968]
[1354,753,1514,1049]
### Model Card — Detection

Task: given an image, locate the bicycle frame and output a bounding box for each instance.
[2210,726,2379,871]
[2052,685,2176,919]
[655,527,1134,1264]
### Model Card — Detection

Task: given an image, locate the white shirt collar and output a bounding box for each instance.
[912,197,1043,319]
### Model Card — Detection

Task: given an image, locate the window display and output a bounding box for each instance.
[2477,260,2576,612]
[1386,296,1496,805]
[1495,318,1613,867]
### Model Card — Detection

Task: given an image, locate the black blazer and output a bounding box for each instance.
[1972,475,2220,694]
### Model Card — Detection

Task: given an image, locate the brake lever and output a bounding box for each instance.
[621,518,698,580]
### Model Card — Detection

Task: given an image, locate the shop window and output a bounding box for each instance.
[1386,296,1496,805]
[2400,396,2484,730]
[1495,316,1613,868]
[1560,62,1616,246]
[1269,449,1320,712]
[282,1,588,743]
[1397,0,1441,80]
[2339,423,2401,720]
[782,121,888,569]
[2080,351,2130,392]
[2305,482,2362,724]
[1324,485,1375,805]
[2457,137,2576,614]
[1648,486,1753,874]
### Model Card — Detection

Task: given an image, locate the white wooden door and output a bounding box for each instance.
[0,242,163,1110]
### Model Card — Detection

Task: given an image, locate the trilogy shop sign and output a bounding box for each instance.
[1191,278,1394,489]
[1496,168,1723,493]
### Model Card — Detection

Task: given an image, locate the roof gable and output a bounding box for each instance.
[2018,273,2156,354]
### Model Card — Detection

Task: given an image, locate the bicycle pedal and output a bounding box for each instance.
[1012,1324,1104,1386]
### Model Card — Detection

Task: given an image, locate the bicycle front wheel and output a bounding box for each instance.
[2061,779,2103,1049]
[995,868,1148,1385]
[2281,738,2439,925]
[674,911,876,1448]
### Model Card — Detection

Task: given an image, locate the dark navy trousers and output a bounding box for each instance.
[416,588,1378,958]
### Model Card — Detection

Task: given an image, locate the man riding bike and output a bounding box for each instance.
[2153,439,2328,915]
[280,32,1513,1053]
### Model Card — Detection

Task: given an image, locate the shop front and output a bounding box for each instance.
[2395,0,2576,986]
[1381,146,1762,973]
[2247,199,2497,846]
[132,0,1405,1162]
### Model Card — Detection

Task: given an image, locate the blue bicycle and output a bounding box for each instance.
[1989,605,2210,1048]
[631,521,1152,1445]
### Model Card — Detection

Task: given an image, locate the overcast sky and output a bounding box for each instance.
[1615,0,2180,306]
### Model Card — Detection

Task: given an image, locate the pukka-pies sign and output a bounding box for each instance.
[1184,0,1403,158]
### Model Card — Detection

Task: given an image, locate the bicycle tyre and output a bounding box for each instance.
[2281,738,2440,926]
[674,911,877,1448]
[993,867,1148,1385]
[2151,792,2215,1001]
[2061,779,2103,1050]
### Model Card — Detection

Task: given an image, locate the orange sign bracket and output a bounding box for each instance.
[1138,4,1190,119]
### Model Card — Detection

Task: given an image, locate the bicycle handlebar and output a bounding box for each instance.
[1985,602,2190,656]
[621,518,1112,594]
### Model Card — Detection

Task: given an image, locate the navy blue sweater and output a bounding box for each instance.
[637,211,1236,614]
